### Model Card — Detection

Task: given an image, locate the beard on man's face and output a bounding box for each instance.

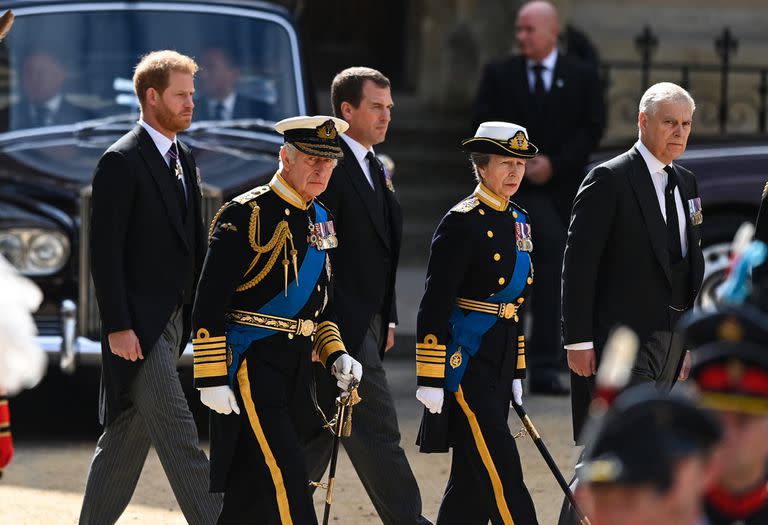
[155,100,192,133]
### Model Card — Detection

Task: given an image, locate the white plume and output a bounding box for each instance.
[0,255,46,394]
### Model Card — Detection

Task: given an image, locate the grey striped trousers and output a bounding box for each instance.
[79,308,222,524]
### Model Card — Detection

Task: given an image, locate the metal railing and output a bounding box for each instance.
[601,27,768,136]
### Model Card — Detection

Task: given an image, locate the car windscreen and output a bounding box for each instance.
[0,4,303,133]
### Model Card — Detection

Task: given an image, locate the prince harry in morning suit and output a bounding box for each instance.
[298,67,431,525]
[562,82,705,445]
[80,51,220,524]
[472,0,605,395]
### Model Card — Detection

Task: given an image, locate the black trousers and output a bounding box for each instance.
[436,364,538,525]
[218,357,316,525]
[299,315,430,525]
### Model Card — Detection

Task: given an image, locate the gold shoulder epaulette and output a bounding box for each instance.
[451,196,480,213]
[233,185,271,204]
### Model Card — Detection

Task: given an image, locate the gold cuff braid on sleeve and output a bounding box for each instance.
[416,334,446,379]
[313,321,346,367]
[516,334,526,370]
[193,328,228,380]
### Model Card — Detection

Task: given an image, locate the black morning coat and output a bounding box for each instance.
[90,125,206,425]
[752,182,768,284]
[561,147,705,441]
[319,138,403,358]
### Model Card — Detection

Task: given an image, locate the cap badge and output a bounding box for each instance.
[508,130,529,152]
[316,120,337,140]
[719,316,743,342]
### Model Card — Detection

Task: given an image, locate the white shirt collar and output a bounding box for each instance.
[209,92,236,116]
[341,133,374,167]
[139,119,176,157]
[43,93,63,113]
[635,139,669,175]
[527,48,558,71]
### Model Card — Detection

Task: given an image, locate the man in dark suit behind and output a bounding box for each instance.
[15,50,95,128]
[562,82,704,442]
[472,0,605,394]
[197,47,275,122]
[299,67,431,525]
[79,50,221,524]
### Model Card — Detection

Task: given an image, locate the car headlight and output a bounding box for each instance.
[0,232,24,268]
[0,228,70,275]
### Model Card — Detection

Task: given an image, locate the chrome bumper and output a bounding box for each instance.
[38,299,194,372]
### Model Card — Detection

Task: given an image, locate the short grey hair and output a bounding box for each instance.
[470,153,492,182]
[279,143,298,170]
[638,82,696,117]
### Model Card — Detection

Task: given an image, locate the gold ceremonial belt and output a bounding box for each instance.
[225,309,317,337]
[456,297,519,321]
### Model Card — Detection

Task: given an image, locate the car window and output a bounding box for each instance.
[0,5,301,132]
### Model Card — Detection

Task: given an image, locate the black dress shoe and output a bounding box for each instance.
[528,370,570,395]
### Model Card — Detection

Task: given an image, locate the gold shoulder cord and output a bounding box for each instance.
[236,202,298,295]
[208,204,228,241]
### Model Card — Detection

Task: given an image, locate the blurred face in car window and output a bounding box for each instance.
[144,70,195,137]
[639,100,693,165]
[199,48,240,101]
[280,147,337,201]
[22,52,67,104]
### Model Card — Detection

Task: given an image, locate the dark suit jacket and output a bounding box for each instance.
[562,147,705,440]
[472,54,605,224]
[16,97,96,128]
[90,125,206,425]
[319,139,403,357]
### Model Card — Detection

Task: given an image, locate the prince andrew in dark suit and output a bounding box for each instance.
[562,82,705,442]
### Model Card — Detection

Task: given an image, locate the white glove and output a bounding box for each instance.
[416,386,444,414]
[199,385,240,415]
[512,379,523,406]
[330,353,363,391]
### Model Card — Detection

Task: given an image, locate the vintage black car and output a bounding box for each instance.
[0,0,310,372]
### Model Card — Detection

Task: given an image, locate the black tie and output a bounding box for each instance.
[213,101,226,120]
[365,151,383,193]
[664,166,683,264]
[532,63,546,92]
[168,142,187,214]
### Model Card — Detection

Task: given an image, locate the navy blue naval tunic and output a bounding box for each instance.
[416,183,531,398]
[415,181,539,525]
[191,172,348,524]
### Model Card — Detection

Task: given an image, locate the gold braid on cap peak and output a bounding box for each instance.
[236,203,298,295]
